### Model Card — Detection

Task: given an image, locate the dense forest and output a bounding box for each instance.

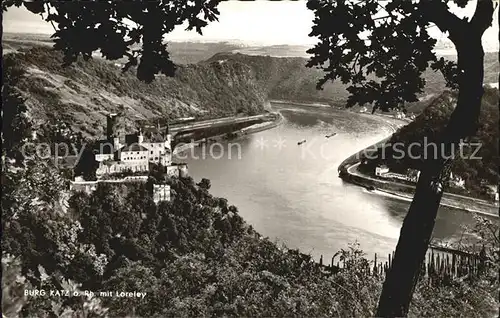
[3,156,499,317]
[362,88,499,192]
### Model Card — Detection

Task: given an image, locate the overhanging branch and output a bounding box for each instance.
[470,0,494,35]
[418,0,466,46]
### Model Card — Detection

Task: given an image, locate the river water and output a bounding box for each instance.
[177,103,478,261]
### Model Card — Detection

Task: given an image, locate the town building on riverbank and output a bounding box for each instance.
[375,165,389,176]
[375,164,470,191]
[448,172,465,189]
[483,184,499,202]
[394,111,406,119]
[374,165,420,183]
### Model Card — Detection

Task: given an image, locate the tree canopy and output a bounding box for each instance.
[306,0,494,112]
[306,0,496,316]
[3,0,221,82]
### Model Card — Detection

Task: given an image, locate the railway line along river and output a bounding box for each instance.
[175,102,489,262]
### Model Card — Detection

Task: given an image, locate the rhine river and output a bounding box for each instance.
[177,103,479,261]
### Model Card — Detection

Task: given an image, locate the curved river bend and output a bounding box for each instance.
[177,103,478,261]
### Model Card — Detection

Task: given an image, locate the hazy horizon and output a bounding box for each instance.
[3,1,499,50]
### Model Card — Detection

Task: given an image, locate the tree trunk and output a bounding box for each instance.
[375,2,493,315]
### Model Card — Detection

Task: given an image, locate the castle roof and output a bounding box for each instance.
[143,131,166,143]
[93,139,115,154]
[120,144,148,152]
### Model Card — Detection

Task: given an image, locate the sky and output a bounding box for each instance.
[3,0,499,49]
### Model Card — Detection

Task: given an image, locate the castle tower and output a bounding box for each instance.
[106,113,118,139]
[138,129,144,144]
[106,113,121,150]
[164,121,172,150]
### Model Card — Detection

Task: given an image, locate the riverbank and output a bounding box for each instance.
[268,99,333,108]
[173,111,283,155]
[371,187,499,218]
[270,100,498,216]
[339,144,499,218]
[270,99,409,133]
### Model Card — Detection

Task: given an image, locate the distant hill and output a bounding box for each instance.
[4,33,498,138]
[205,51,499,111]
[5,46,268,138]
[3,33,243,65]
[205,52,351,105]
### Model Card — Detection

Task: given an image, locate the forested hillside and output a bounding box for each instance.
[2,34,499,317]
[3,158,498,317]
[5,47,268,138]
[5,33,497,127]
[205,52,499,112]
[364,88,499,191]
[205,52,351,104]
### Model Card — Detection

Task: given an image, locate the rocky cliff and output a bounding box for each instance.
[205,51,499,110]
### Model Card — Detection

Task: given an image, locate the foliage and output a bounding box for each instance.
[197,178,211,190]
[3,0,222,82]
[460,214,500,283]
[4,165,499,316]
[410,214,499,317]
[2,157,67,232]
[410,277,498,318]
[2,54,31,161]
[2,255,109,318]
[73,144,98,181]
[60,176,384,316]
[305,0,478,111]
[37,118,88,156]
[2,256,27,318]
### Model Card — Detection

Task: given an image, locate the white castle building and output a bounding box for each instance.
[94,114,174,176]
[70,114,189,204]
